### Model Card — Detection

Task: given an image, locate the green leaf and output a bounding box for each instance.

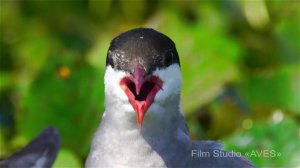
[224,117,300,167]
[18,52,104,157]
[53,149,82,168]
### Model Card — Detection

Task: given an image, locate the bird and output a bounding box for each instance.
[0,127,60,168]
[85,28,255,168]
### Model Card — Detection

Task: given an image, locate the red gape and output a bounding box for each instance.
[120,67,163,128]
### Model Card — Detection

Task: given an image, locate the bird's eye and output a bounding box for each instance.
[106,54,114,68]
[164,53,173,66]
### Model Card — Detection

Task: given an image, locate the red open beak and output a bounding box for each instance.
[120,65,163,128]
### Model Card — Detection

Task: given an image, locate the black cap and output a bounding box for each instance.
[106,28,180,75]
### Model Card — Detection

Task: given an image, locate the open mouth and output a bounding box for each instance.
[120,76,163,127]
[126,79,156,101]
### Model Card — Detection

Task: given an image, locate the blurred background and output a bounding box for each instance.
[0,0,299,167]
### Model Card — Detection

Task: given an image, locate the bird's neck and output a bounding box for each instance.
[103,94,185,138]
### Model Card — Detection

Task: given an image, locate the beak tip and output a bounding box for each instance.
[136,105,145,129]
[138,123,142,130]
[137,116,143,127]
[136,86,141,95]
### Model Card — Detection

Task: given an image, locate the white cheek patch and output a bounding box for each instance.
[104,66,129,101]
[153,64,182,103]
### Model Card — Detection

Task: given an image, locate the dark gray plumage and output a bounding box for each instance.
[0,127,60,168]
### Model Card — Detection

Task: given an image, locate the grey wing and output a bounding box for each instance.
[0,127,60,168]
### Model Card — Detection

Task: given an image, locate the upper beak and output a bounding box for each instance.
[133,64,146,95]
[133,65,146,127]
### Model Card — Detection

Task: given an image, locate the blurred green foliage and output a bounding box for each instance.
[0,0,299,167]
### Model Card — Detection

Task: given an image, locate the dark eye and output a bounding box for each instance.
[164,53,173,66]
[106,53,114,68]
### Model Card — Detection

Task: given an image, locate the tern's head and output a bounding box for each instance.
[104,28,182,128]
